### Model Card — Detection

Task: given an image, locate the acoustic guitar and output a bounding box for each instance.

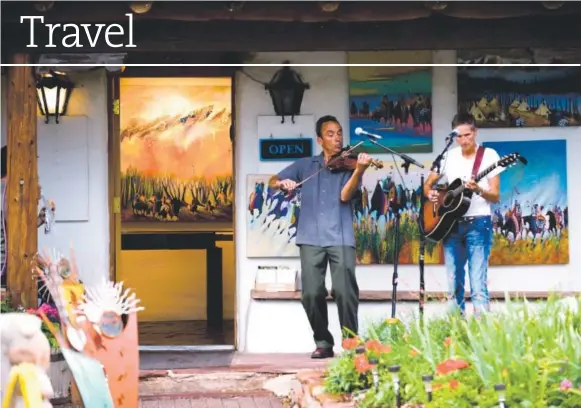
[423,152,527,243]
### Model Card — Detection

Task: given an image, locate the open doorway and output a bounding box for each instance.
[109,74,235,349]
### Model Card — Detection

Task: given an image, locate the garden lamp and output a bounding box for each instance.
[494,383,506,408]
[36,70,74,124]
[265,61,310,124]
[389,365,401,408]
[369,357,379,390]
[422,374,433,402]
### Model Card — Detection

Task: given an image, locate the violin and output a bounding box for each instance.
[326,145,384,172]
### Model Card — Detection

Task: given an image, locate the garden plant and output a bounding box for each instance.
[323,295,581,407]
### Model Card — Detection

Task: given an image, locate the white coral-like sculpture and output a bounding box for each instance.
[76,279,144,329]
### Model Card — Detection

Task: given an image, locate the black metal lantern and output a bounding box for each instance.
[36,70,74,124]
[265,62,310,124]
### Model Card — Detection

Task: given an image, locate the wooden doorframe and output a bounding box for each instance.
[106,67,239,349]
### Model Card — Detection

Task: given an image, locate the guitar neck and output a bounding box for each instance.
[475,162,499,182]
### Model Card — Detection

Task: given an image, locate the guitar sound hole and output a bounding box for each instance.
[443,192,455,207]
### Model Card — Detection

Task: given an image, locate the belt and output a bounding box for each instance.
[458,215,490,223]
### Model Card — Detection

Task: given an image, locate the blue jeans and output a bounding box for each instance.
[443,216,492,316]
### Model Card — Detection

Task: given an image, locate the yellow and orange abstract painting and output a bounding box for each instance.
[119,77,233,226]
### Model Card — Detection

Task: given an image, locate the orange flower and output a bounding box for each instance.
[354,354,371,374]
[436,358,470,375]
[444,337,453,347]
[365,339,392,354]
[342,337,359,350]
[409,348,419,357]
[449,379,460,390]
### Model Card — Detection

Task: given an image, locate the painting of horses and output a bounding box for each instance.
[347,51,433,154]
[246,174,301,258]
[119,77,233,229]
[457,48,581,128]
[353,162,443,265]
[246,165,445,264]
[483,139,569,265]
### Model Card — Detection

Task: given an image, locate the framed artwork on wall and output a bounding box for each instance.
[119,77,233,231]
[457,48,581,128]
[347,51,433,154]
[246,174,301,258]
[483,139,569,265]
[245,164,445,266]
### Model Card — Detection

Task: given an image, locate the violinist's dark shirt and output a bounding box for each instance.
[277,153,357,248]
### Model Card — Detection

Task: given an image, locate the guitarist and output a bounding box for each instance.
[422,113,502,317]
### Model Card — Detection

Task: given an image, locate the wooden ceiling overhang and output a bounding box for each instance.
[2,1,581,57]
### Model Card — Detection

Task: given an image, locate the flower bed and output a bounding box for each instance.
[320,296,581,407]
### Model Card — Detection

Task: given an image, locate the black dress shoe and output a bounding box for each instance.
[311,347,334,359]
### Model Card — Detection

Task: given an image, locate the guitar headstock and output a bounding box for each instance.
[498,152,528,168]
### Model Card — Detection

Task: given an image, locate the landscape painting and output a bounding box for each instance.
[247,174,301,258]
[457,48,581,128]
[483,139,569,265]
[119,77,233,228]
[347,51,433,154]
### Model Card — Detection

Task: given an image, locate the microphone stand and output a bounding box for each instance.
[419,172,425,320]
[367,138,423,318]
[419,136,454,319]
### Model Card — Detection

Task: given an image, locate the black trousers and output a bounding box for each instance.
[299,244,359,349]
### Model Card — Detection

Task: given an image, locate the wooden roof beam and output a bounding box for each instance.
[2,1,580,24]
[2,15,580,56]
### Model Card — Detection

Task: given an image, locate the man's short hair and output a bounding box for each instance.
[451,113,476,129]
[315,115,340,137]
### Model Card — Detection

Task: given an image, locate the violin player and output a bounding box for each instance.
[268,115,372,359]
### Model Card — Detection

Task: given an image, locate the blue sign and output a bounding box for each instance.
[259,138,313,161]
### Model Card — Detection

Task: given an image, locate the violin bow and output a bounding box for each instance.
[290,141,365,190]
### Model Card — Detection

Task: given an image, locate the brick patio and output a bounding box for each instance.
[139,396,285,408]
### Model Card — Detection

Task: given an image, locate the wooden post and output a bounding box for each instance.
[6,53,39,309]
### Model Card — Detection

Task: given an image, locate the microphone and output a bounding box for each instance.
[354,127,382,140]
[448,128,460,138]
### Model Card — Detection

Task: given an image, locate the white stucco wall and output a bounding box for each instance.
[234,51,581,353]
[1,70,110,286]
[2,51,580,353]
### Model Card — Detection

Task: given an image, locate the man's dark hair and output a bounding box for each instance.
[451,113,476,129]
[1,145,6,178]
[315,115,340,137]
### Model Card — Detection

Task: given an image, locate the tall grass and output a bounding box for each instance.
[121,166,233,220]
[324,295,581,407]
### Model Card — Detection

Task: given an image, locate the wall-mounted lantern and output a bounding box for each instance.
[36,70,74,124]
[265,62,310,124]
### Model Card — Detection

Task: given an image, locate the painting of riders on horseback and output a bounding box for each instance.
[347,51,433,154]
[247,139,568,266]
[484,139,569,265]
[119,77,233,228]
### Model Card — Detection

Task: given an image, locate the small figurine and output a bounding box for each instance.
[0,313,54,408]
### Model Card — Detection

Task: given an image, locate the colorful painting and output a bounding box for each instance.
[119,77,233,227]
[457,48,581,128]
[246,174,300,258]
[347,51,433,154]
[483,140,569,265]
[353,163,442,265]
[246,165,445,265]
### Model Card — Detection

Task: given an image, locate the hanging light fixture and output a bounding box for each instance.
[264,61,310,124]
[36,70,74,124]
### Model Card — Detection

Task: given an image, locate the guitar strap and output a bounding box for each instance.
[471,145,486,180]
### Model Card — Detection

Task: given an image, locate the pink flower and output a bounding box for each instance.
[560,379,573,391]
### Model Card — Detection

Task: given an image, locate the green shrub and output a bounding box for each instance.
[324,295,581,408]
